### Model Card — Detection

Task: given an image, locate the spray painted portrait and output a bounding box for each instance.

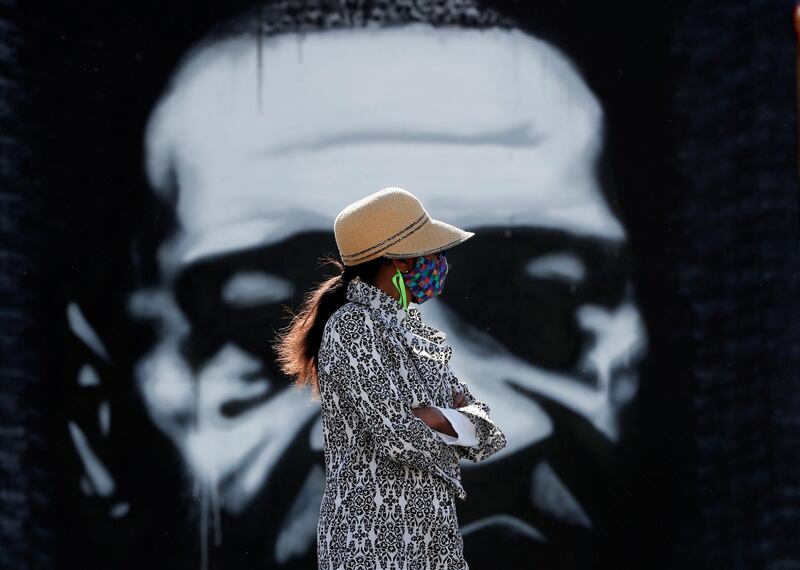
[63,2,649,568]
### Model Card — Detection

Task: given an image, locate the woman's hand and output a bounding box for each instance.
[411,389,470,437]
[452,390,469,409]
[411,406,456,436]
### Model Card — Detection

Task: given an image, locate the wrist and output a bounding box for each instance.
[436,410,457,437]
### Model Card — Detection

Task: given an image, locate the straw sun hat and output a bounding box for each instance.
[334,187,475,266]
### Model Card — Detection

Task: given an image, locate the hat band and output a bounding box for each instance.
[342,213,429,264]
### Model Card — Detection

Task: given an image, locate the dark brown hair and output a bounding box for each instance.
[273,254,389,398]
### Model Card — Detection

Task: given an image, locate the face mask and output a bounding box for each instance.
[391,251,448,310]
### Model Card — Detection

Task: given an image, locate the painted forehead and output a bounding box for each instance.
[145,22,621,264]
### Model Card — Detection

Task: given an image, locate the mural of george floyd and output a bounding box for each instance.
[1,0,798,569]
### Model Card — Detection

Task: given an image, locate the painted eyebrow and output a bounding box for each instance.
[264,123,543,155]
[524,252,587,283]
[221,271,294,306]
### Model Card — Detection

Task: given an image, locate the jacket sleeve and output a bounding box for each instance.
[325,309,466,499]
[433,405,479,447]
[442,367,507,463]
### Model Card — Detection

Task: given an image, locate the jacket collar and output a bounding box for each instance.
[345,278,452,363]
[346,277,410,329]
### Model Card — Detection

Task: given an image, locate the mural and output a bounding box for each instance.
[60,2,651,569]
[3,0,797,568]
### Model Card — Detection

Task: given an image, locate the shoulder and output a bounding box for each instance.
[320,303,389,373]
[323,302,374,341]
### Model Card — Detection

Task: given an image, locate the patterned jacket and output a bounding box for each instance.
[317,277,507,501]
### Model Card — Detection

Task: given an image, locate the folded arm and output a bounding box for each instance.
[442,368,507,463]
[325,309,466,498]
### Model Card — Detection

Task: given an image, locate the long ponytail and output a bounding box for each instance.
[273,254,387,398]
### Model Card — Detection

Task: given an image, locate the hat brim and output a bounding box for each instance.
[381,218,474,259]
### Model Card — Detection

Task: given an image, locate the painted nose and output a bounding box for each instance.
[573,299,648,390]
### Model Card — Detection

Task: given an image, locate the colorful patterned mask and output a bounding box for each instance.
[402,251,448,306]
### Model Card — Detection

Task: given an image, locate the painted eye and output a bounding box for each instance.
[525,252,586,285]
[221,271,294,307]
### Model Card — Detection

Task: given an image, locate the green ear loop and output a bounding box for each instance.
[391,268,409,311]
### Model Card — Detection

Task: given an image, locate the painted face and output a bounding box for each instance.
[74,19,651,563]
[137,20,647,525]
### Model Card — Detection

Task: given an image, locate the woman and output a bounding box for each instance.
[274,187,507,569]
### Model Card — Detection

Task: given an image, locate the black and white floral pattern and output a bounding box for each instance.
[316,277,507,569]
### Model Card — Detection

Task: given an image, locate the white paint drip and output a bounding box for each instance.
[68,421,116,497]
[67,303,110,361]
[78,363,101,386]
[98,400,110,437]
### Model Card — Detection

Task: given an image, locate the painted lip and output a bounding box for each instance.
[219,371,274,418]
